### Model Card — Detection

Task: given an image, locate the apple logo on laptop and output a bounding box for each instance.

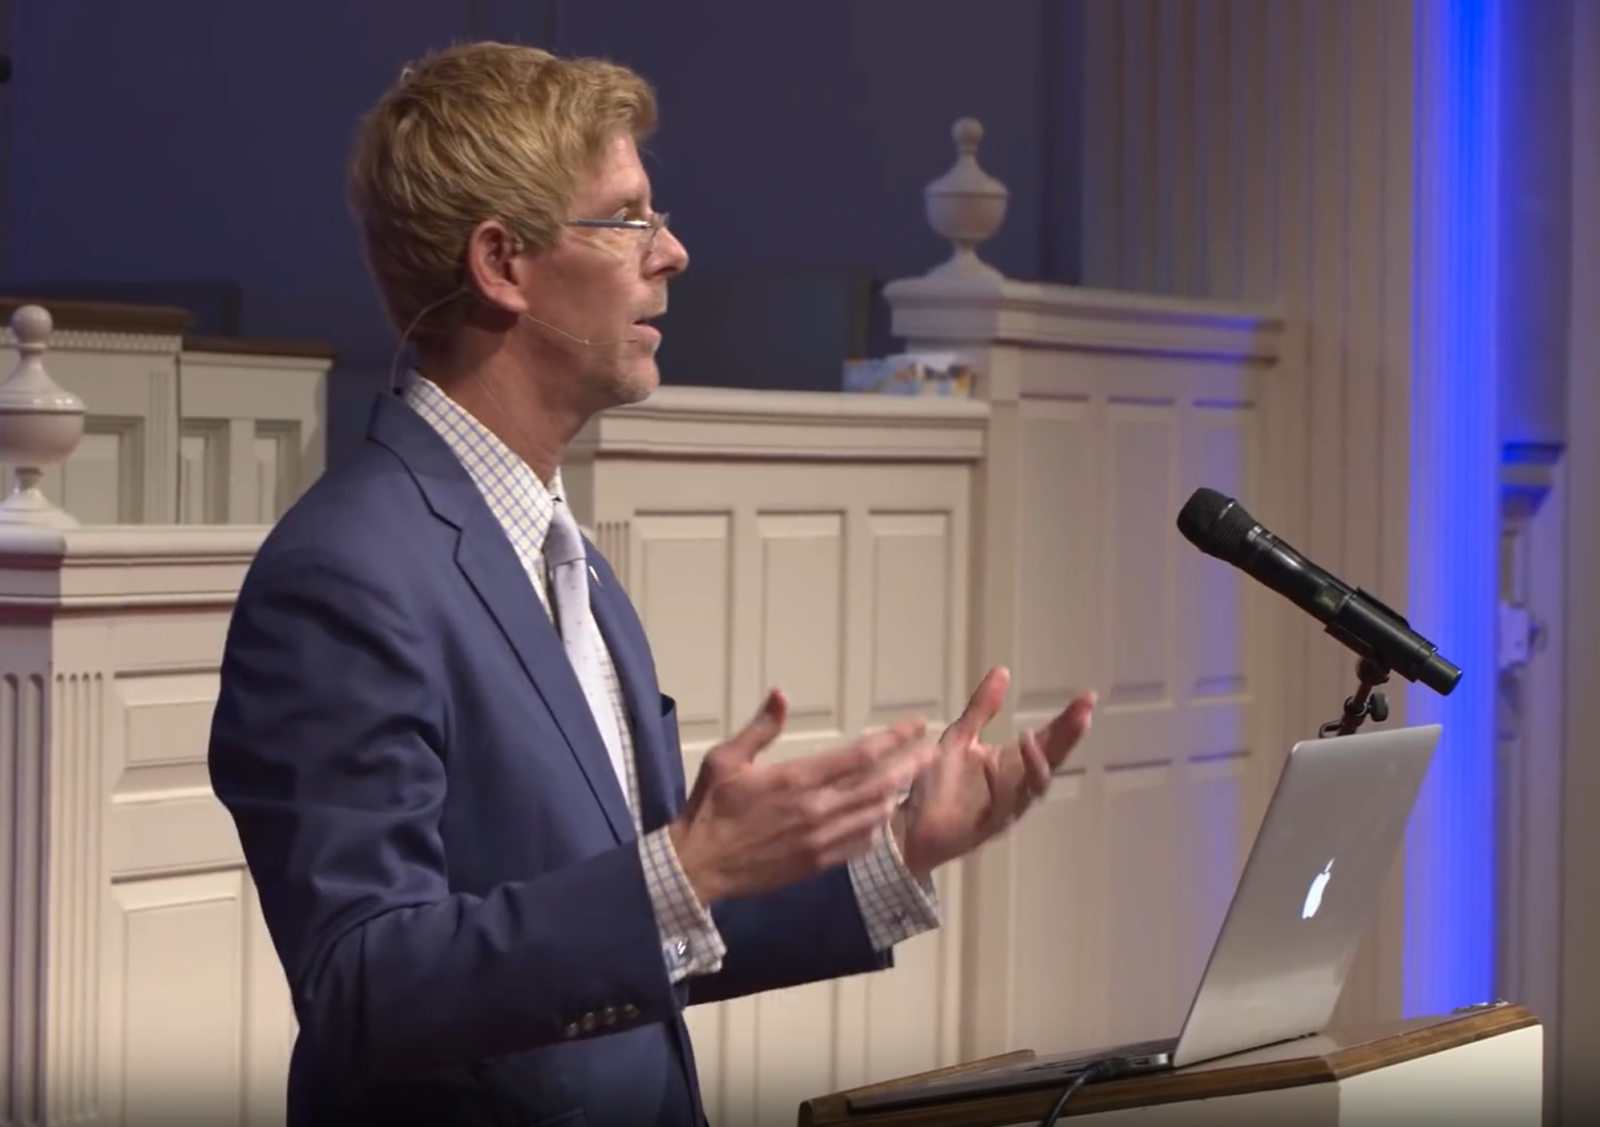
[1302,860,1334,920]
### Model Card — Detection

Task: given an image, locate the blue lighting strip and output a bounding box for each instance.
[1405,0,1502,1016]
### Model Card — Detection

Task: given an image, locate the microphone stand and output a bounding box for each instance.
[1318,655,1392,738]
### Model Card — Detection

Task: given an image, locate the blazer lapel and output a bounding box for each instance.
[588,568,679,832]
[368,394,635,843]
[454,513,637,842]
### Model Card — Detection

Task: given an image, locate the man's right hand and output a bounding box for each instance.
[669,689,937,906]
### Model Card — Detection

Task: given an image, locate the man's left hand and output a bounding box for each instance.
[897,666,1096,881]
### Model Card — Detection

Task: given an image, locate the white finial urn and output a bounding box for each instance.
[0,304,85,527]
[923,117,1009,280]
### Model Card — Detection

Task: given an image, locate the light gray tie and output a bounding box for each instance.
[544,498,630,804]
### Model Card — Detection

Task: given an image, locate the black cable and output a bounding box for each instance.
[1037,1058,1128,1127]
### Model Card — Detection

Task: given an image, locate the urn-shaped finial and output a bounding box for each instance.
[0,304,86,528]
[922,117,1009,279]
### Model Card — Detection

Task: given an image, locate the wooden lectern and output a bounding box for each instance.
[798,1004,1542,1126]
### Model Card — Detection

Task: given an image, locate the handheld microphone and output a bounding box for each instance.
[1176,487,1462,696]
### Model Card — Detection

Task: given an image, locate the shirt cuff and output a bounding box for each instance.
[640,826,728,983]
[848,819,943,951]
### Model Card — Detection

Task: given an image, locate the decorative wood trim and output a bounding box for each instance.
[0,525,267,608]
[0,660,49,1124]
[0,296,192,336]
[799,1005,1538,1127]
[182,334,338,361]
[0,524,267,564]
[0,326,182,355]
[572,386,989,463]
[883,276,1285,361]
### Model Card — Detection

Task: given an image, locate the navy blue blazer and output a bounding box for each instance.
[207,392,892,1127]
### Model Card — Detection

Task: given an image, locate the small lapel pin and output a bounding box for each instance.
[589,564,601,587]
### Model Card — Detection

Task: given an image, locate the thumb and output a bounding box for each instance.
[719,688,788,767]
[689,690,786,814]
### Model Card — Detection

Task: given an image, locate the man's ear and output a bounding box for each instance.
[462,219,532,315]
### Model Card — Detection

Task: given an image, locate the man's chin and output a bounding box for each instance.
[586,364,659,417]
[615,359,660,405]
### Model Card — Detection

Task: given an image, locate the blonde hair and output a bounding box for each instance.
[347,42,658,347]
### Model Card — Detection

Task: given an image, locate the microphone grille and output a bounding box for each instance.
[1176,488,1257,563]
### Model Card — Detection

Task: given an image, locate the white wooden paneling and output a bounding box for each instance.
[884,273,1284,1064]
[0,527,290,1127]
[0,314,330,529]
[570,394,985,1127]
[993,368,1268,1057]
[176,348,328,525]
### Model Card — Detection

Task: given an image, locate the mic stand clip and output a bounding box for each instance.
[1319,656,1392,738]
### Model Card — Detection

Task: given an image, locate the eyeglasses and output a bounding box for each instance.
[566,211,671,253]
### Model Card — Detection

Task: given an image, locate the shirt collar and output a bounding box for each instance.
[399,370,565,545]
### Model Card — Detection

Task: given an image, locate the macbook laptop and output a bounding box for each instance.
[850,723,1444,1112]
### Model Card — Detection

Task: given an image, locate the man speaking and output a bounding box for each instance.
[207,41,1096,1127]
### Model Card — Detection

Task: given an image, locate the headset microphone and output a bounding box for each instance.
[519,312,658,350]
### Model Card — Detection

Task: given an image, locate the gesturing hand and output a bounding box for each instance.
[670,689,940,906]
[899,667,1096,880]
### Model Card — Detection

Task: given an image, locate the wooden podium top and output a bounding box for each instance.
[798,1003,1537,1126]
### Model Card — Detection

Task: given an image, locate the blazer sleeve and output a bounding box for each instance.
[207,552,680,1087]
[683,870,894,1007]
